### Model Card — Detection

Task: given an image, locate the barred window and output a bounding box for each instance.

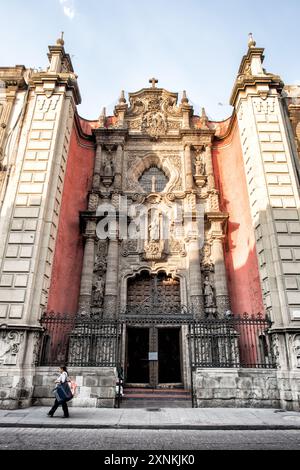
[139,166,168,193]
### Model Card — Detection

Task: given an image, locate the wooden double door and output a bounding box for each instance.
[126,326,182,387]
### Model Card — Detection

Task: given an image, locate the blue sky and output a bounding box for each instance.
[1,0,300,120]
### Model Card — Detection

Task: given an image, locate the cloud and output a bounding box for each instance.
[59,0,75,20]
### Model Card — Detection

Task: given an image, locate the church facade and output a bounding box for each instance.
[0,35,300,409]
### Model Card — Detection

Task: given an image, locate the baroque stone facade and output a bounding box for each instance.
[0,35,300,409]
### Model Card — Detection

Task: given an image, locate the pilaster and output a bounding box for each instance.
[231,39,300,371]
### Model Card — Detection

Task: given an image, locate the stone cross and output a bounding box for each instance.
[149,77,158,88]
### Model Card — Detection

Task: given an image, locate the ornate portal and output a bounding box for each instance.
[78,78,229,321]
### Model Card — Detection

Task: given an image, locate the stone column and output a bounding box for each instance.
[205,144,216,189]
[114,144,123,190]
[211,235,230,316]
[0,90,16,159]
[188,237,204,317]
[184,144,194,191]
[78,221,96,314]
[93,144,102,189]
[103,221,119,318]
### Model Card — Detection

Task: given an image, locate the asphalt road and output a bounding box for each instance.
[0,428,299,450]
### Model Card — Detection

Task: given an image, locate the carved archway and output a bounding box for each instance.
[128,153,179,193]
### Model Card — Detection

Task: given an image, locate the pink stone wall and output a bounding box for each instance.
[213,116,264,315]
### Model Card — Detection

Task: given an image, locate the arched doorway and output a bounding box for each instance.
[125,271,182,387]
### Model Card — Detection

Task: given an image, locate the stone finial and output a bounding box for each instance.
[248,32,256,49]
[200,107,209,128]
[181,90,189,104]
[56,31,65,46]
[119,90,126,104]
[98,107,106,127]
[201,107,207,120]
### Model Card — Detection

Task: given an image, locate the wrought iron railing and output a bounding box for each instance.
[37,312,121,367]
[37,311,276,369]
[189,313,276,369]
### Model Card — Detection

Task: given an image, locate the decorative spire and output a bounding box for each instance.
[201,107,207,119]
[98,107,106,127]
[181,90,189,104]
[119,90,126,104]
[56,31,65,46]
[248,32,256,49]
[200,107,209,128]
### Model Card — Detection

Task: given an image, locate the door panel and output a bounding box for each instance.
[158,328,181,383]
[126,327,149,384]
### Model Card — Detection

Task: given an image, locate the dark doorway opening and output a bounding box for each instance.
[158,328,181,383]
[126,328,149,384]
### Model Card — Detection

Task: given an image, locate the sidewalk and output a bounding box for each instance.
[0,406,300,430]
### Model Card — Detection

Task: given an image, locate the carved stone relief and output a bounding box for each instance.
[126,91,182,136]
[169,239,186,257]
[121,239,138,257]
[92,241,107,312]
[200,242,213,270]
[203,274,217,318]
[290,334,300,369]
[272,333,281,369]
[0,330,24,365]
[88,193,99,211]
[253,98,275,114]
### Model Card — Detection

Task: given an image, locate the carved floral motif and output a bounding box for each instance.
[0,330,24,365]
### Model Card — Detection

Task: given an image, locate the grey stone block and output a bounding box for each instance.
[213,389,237,400]
[0,389,9,399]
[99,377,115,387]
[238,378,253,389]
[219,376,237,388]
[84,377,98,387]
[97,398,114,408]
[195,389,213,399]
[32,375,43,386]
[0,377,13,387]
[32,386,53,398]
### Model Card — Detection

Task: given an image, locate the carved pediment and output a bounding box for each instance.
[123,87,184,136]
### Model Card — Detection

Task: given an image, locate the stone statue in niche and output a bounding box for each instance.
[293,335,300,368]
[143,210,165,260]
[102,159,114,187]
[193,146,207,187]
[203,276,215,308]
[92,278,105,306]
[148,211,160,240]
[195,153,205,176]
[104,159,114,177]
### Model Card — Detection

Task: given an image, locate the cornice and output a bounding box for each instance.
[0,66,28,90]
[29,71,81,104]
[230,74,284,107]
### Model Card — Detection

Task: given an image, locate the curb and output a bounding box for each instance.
[0,423,300,430]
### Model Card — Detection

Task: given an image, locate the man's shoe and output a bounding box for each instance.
[47,413,53,417]
[62,415,69,418]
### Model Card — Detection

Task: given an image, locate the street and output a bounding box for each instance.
[0,428,299,450]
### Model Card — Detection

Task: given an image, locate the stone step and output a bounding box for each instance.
[120,387,192,408]
[120,399,193,409]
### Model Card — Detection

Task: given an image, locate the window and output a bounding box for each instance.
[139,166,168,193]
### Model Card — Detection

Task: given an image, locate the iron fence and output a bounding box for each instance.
[37,311,276,369]
[189,313,276,368]
[38,312,121,367]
